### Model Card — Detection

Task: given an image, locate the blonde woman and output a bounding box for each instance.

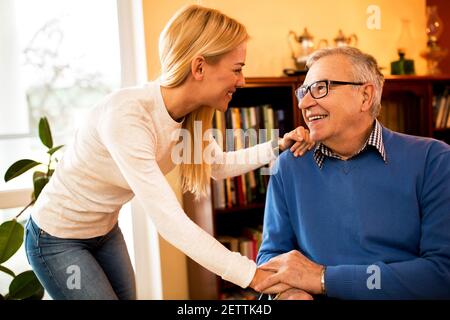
[25,4,313,300]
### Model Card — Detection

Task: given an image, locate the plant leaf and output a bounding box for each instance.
[47,144,64,155]
[4,159,42,182]
[39,117,53,148]
[33,176,49,200]
[24,284,44,300]
[33,171,46,180]
[8,270,44,300]
[0,220,24,264]
[0,264,15,277]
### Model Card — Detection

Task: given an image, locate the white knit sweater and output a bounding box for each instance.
[31,80,277,288]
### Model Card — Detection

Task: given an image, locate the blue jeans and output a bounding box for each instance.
[25,217,136,300]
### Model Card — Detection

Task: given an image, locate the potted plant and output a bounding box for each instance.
[0,117,63,299]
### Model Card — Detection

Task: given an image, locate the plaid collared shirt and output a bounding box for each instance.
[313,120,387,169]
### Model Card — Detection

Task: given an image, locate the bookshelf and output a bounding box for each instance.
[184,75,450,300]
[183,77,302,300]
[381,75,450,144]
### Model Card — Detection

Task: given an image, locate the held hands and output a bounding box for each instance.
[278,126,315,156]
[249,268,291,293]
[250,268,313,300]
[253,250,325,297]
[274,288,313,300]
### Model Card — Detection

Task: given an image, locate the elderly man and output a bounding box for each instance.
[255,47,450,299]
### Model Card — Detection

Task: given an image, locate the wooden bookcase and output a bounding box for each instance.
[381,75,450,143]
[183,75,450,300]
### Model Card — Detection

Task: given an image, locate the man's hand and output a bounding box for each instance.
[275,288,314,300]
[278,126,315,156]
[254,250,324,295]
[249,267,291,293]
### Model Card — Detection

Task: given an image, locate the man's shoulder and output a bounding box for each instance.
[278,148,315,164]
[273,148,315,175]
[384,127,450,155]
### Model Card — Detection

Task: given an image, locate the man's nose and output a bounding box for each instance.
[298,91,315,110]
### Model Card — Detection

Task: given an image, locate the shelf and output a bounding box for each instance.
[214,202,264,214]
[384,74,450,82]
[433,128,450,133]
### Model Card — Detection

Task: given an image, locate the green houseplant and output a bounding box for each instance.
[1,117,64,299]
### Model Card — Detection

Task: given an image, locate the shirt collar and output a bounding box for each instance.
[313,120,387,169]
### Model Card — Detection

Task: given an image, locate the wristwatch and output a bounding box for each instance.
[321,266,327,295]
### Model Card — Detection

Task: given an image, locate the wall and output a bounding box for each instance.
[427,0,450,74]
[141,0,429,299]
[143,0,427,80]
[142,0,191,300]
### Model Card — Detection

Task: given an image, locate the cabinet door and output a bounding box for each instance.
[380,79,432,137]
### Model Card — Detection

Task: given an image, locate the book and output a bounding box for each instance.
[436,90,448,129]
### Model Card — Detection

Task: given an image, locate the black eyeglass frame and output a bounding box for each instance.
[295,80,365,100]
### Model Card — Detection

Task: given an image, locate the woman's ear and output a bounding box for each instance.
[191,56,206,80]
[361,83,374,112]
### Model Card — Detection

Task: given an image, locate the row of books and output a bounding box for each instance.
[434,89,450,129]
[217,227,263,263]
[212,105,288,209]
[218,227,263,300]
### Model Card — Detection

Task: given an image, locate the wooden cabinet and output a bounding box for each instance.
[381,75,450,143]
[184,75,450,300]
[183,77,300,300]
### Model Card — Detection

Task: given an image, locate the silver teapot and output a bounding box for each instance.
[288,28,328,70]
[333,29,358,47]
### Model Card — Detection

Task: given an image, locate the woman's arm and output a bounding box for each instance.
[97,103,256,288]
[210,126,314,180]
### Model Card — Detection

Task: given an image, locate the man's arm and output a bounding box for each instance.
[256,159,298,265]
[257,147,450,299]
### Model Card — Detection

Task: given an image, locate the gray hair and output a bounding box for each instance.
[306,47,385,117]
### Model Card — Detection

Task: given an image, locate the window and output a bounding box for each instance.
[0,0,121,191]
[0,0,121,299]
[0,0,161,300]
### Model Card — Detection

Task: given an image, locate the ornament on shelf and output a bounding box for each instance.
[391,19,415,75]
[420,6,448,75]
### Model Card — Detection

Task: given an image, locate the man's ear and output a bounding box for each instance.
[191,55,206,80]
[361,83,375,112]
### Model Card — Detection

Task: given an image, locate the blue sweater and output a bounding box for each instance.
[257,127,450,299]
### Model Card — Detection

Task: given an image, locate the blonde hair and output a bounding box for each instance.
[159,4,248,197]
[307,47,385,117]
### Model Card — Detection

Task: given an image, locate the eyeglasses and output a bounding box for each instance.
[295,80,365,100]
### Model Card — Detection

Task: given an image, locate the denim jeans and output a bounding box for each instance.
[25,217,136,300]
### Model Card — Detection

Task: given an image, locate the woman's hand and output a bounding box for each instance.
[278,126,315,156]
[249,267,291,293]
[254,250,324,295]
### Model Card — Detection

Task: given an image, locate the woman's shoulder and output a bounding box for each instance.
[98,82,159,116]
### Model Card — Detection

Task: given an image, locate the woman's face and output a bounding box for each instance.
[202,42,247,112]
